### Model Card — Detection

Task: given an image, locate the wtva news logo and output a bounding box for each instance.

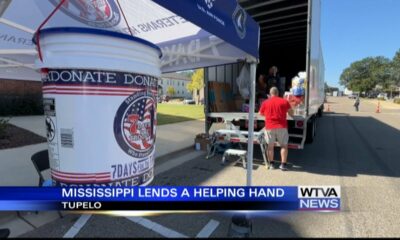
[298,186,341,211]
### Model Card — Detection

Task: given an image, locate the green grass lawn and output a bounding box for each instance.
[157,104,204,125]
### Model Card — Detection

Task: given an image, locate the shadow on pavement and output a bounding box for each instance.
[160,111,400,183]
[285,113,400,178]
[142,111,400,237]
[22,110,400,238]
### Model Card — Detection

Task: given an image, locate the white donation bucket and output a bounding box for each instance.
[34,27,161,186]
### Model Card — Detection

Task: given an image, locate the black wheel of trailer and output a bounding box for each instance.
[305,118,316,144]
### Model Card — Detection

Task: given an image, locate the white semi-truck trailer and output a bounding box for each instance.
[204,0,325,150]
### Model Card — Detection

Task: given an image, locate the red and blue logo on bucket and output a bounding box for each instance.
[51,0,121,28]
[114,91,156,158]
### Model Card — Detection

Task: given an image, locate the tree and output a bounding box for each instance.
[339,56,391,93]
[339,67,352,88]
[383,50,400,98]
[372,56,391,90]
[391,49,400,86]
[187,68,204,104]
[339,49,400,98]
[166,86,175,97]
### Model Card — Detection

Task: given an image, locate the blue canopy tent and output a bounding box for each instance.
[0,0,260,185]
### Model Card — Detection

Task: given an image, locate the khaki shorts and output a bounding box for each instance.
[264,128,289,146]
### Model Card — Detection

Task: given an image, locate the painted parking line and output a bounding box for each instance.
[126,217,188,238]
[63,214,92,238]
[196,219,220,238]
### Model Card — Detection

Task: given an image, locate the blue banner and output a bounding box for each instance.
[0,186,340,211]
[153,0,260,58]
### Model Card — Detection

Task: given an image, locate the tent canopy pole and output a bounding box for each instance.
[246,61,257,186]
[0,18,35,33]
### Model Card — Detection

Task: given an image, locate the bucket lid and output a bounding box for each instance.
[32,27,162,58]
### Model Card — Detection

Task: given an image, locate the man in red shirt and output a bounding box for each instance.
[259,87,294,170]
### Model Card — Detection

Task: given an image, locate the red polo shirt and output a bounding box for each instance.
[259,96,291,129]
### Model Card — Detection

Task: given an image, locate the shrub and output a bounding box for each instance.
[0,94,44,116]
[377,97,386,101]
[394,98,400,104]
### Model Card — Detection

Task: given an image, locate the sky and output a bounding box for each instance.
[321,0,400,90]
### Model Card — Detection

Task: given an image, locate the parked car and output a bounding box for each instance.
[377,93,388,100]
[348,94,357,99]
[183,98,195,104]
[366,92,378,99]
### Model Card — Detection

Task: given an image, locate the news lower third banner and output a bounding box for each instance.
[0,186,340,211]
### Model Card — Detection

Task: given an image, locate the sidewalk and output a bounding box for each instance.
[0,116,204,237]
[8,116,46,138]
[2,115,204,186]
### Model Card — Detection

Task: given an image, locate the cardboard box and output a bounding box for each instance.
[209,82,236,112]
[194,133,210,151]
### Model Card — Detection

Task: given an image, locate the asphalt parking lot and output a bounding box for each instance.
[21,97,400,238]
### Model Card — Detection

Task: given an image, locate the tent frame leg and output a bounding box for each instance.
[246,62,257,186]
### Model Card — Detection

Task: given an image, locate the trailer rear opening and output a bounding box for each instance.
[204,0,325,150]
